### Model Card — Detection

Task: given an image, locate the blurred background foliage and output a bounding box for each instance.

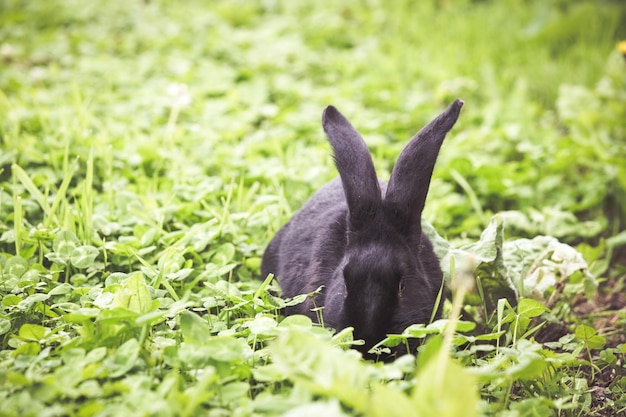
[2,0,624,248]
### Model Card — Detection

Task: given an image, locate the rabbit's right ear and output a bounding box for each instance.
[323,106,382,230]
[385,99,463,234]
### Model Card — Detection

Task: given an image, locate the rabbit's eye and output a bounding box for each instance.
[398,280,406,297]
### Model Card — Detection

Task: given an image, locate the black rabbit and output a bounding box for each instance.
[261,99,464,359]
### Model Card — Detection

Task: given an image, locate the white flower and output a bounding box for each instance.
[166,82,191,108]
[0,43,16,59]
[30,66,47,81]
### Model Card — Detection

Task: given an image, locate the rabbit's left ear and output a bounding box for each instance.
[323,106,382,230]
[384,99,463,233]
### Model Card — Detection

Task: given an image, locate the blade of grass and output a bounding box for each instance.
[14,196,22,257]
[12,163,50,218]
[47,157,79,229]
[78,146,95,243]
[450,168,484,220]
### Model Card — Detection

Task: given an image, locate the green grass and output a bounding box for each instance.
[1,0,626,416]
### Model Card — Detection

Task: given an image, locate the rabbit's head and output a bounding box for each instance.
[341,234,416,346]
[322,99,463,352]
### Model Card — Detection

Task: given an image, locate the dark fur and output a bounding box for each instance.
[261,99,464,359]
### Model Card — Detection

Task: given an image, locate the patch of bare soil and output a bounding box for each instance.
[535,270,626,416]
[574,276,626,417]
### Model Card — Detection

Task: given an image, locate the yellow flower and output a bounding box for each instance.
[618,41,626,56]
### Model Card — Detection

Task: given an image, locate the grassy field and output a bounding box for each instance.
[1,0,626,415]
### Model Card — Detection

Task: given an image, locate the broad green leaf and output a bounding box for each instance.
[61,348,86,364]
[376,334,404,348]
[211,242,235,266]
[48,283,73,296]
[268,329,370,412]
[475,331,506,341]
[53,230,80,258]
[331,326,357,347]
[279,314,313,329]
[575,324,597,339]
[413,355,479,417]
[509,397,555,416]
[505,349,548,380]
[2,295,22,307]
[504,235,596,301]
[108,338,141,378]
[0,318,11,335]
[157,247,185,276]
[220,381,250,402]
[369,383,417,417]
[112,272,152,314]
[459,216,502,262]
[416,335,443,373]
[282,400,348,417]
[18,323,47,341]
[85,347,108,364]
[165,268,193,281]
[472,216,518,312]
[18,293,50,309]
[425,215,517,312]
[517,298,549,318]
[426,319,476,334]
[179,311,213,344]
[15,341,41,356]
[70,245,99,269]
[178,336,251,364]
[45,252,69,265]
[19,269,40,285]
[245,256,262,270]
[3,256,29,278]
[575,324,606,350]
[246,315,278,337]
[402,323,439,338]
[63,308,100,323]
[203,263,238,280]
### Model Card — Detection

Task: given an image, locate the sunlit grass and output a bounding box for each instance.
[1,0,625,416]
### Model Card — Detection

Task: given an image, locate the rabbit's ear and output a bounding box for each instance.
[385,99,463,232]
[323,106,382,229]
